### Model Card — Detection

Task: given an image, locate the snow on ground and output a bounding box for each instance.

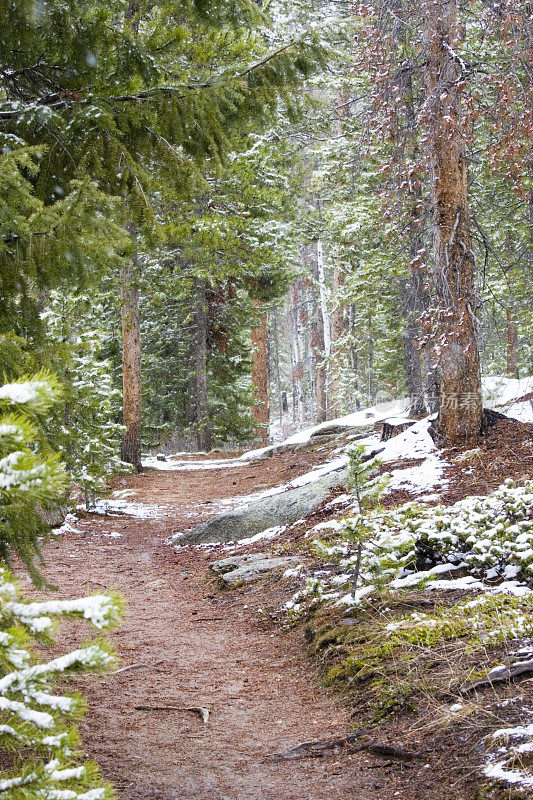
[142,454,249,471]
[51,514,81,535]
[79,498,168,519]
[484,709,533,792]
[484,375,533,406]
[375,416,447,497]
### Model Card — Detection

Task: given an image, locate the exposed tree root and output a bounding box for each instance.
[265,733,415,763]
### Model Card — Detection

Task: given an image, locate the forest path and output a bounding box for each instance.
[39,452,385,800]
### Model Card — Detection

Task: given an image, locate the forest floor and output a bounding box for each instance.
[33,421,533,800]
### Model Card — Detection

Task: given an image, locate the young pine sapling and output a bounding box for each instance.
[346,444,389,597]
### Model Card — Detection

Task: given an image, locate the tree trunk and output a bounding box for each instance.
[327,265,346,419]
[367,310,375,405]
[290,284,306,426]
[251,299,270,444]
[310,243,328,423]
[120,249,143,472]
[424,0,482,444]
[506,308,518,378]
[269,310,285,428]
[327,91,350,419]
[192,278,212,452]
[401,275,426,415]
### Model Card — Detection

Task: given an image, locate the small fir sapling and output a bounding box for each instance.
[345,444,389,596]
[42,291,130,510]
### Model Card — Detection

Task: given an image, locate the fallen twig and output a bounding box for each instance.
[111,663,149,675]
[134,705,210,723]
[111,659,166,676]
[265,733,414,763]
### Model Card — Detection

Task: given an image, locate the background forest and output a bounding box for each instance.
[1,0,531,479]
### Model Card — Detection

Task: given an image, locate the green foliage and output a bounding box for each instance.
[0,373,124,799]
[291,479,533,613]
[41,292,131,508]
[0,145,129,338]
[344,444,388,594]
[137,259,257,447]
[0,373,66,580]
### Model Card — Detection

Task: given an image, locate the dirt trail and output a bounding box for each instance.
[37,454,387,800]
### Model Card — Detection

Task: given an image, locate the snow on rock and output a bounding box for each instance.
[235,525,287,547]
[273,398,410,447]
[214,455,349,511]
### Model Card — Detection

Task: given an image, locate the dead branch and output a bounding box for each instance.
[134,705,210,723]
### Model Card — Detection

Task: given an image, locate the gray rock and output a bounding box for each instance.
[210,553,300,587]
[310,422,375,439]
[175,463,348,545]
[306,433,341,444]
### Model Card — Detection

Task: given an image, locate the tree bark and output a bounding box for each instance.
[424,0,482,444]
[327,90,350,419]
[327,265,346,419]
[251,299,270,444]
[192,278,212,451]
[401,274,426,415]
[506,308,518,378]
[310,243,328,423]
[120,249,143,472]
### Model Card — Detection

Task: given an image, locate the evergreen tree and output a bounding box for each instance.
[1,0,326,463]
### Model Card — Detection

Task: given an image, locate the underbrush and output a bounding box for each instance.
[285,478,533,796]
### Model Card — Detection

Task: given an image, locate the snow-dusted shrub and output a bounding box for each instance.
[0,564,121,800]
[42,292,130,510]
[286,479,533,611]
[342,479,533,593]
[0,372,67,578]
[0,374,123,799]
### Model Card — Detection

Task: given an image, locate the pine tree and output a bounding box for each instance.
[422,0,482,444]
[1,0,326,463]
[41,292,130,509]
